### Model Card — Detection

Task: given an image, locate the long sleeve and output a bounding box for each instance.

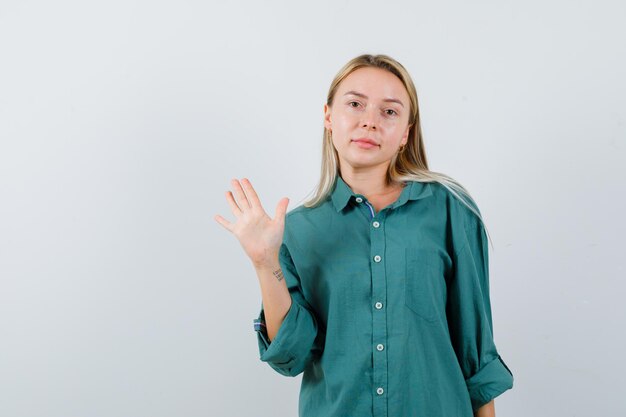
[253,242,323,377]
[447,206,514,411]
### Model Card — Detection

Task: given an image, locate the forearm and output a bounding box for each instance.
[254,259,293,341]
[474,400,495,417]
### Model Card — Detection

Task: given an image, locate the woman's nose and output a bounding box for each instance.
[360,106,378,130]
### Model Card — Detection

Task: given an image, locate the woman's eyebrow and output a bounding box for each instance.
[343,90,404,108]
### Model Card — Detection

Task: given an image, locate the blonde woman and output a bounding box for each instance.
[215,54,514,417]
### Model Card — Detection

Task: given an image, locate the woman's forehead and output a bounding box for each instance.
[337,67,408,103]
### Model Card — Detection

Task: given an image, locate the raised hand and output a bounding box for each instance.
[214,178,289,268]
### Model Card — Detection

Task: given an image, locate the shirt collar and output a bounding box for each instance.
[330,174,433,212]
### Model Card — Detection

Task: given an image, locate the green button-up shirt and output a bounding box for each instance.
[254,175,514,417]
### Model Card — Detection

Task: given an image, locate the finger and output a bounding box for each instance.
[231,178,251,210]
[240,178,263,209]
[225,190,243,217]
[274,197,289,222]
[214,214,233,232]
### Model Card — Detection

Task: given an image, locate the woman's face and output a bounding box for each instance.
[324,66,412,171]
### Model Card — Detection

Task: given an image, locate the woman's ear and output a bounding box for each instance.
[401,123,412,141]
[323,103,332,130]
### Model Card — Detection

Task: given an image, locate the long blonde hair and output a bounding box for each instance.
[301,53,494,250]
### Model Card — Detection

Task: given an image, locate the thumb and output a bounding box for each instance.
[275,197,289,222]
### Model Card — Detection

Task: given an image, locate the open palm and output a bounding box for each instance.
[214,178,289,267]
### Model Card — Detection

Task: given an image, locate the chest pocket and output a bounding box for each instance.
[404,247,444,323]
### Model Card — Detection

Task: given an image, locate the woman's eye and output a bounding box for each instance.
[347,102,397,116]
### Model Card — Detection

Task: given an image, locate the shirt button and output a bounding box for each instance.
[375,302,383,309]
[377,344,384,351]
[377,387,384,395]
[372,221,380,228]
[374,255,381,262]
[355,197,363,203]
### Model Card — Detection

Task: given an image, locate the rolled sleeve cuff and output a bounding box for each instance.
[254,300,299,368]
[466,354,514,411]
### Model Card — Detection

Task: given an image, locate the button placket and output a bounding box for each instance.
[370,214,388,415]
[363,200,375,219]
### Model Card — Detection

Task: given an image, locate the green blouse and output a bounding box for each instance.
[253,175,514,416]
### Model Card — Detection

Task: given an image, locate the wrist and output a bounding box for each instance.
[252,257,280,272]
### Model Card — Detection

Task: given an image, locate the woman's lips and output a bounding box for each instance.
[352,140,378,149]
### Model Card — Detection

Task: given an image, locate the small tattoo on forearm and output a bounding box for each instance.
[272,268,284,282]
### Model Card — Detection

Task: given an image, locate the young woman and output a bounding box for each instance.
[214,54,514,417]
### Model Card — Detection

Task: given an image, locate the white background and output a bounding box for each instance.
[1,0,625,416]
